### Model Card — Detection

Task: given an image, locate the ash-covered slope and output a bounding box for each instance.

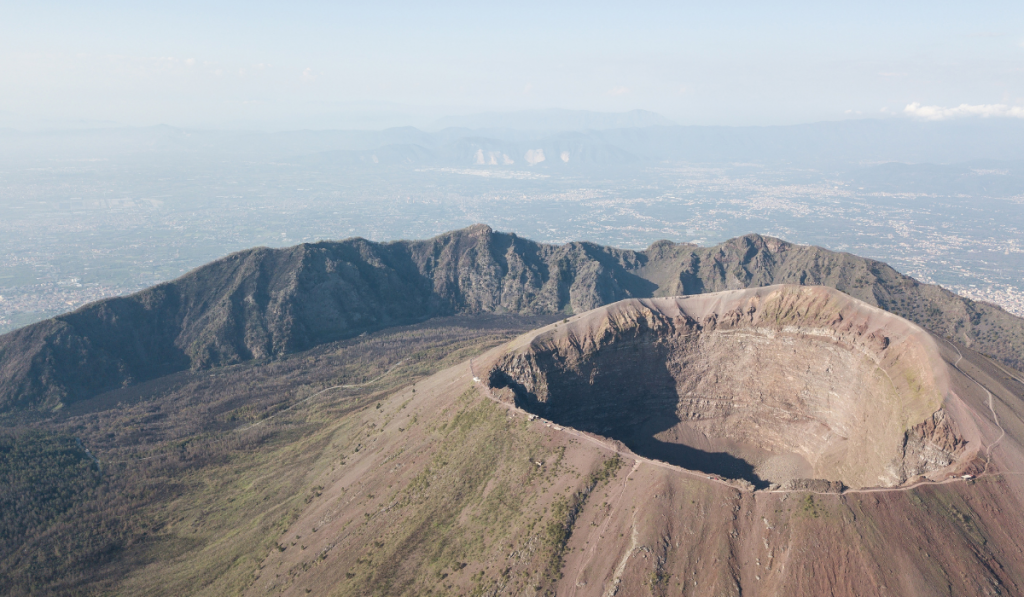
[2,225,1022,412]
[486,286,990,490]
[247,290,1024,597]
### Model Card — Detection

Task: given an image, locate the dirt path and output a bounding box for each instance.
[994,362,1024,387]
[604,489,643,597]
[569,459,642,597]
[944,339,1006,473]
[241,358,410,431]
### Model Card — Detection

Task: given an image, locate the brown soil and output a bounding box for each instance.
[485,286,977,490]
[239,286,1024,597]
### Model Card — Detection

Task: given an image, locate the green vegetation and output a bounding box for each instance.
[339,392,548,596]
[0,317,537,596]
[542,455,621,582]
[0,430,101,594]
[799,494,820,518]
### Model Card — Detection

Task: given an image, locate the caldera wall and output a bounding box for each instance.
[488,285,968,489]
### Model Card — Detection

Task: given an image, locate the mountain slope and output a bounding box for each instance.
[1,225,1022,413]
[0,315,551,596]
[244,288,1024,597]
[1,287,1022,595]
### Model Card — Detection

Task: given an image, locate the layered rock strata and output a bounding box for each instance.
[488,285,969,489]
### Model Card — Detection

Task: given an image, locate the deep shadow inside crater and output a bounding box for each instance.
[628,437,769,490]
[489,368,770,489]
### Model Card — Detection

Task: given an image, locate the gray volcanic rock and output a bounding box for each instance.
[779,478,846,493]
[1,225,1022,412]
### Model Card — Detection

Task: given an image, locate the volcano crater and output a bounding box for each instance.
[487,286,968,490]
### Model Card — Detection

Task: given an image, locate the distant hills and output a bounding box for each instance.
[4,115,1024,169]
[428,108,676,131]
[2,224,1021,413]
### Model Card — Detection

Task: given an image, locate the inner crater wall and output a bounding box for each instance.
[488,287,967,489]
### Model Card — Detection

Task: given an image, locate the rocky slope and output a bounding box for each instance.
[2,225,1022,412]
[244,291,1024,597]
[485,286,973,490]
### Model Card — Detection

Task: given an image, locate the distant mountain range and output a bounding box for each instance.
[2,225,1021,413]
[427,108,676,131]
[4,115,1024,168]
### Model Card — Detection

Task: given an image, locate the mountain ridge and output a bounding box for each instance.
[1,224,1021,413]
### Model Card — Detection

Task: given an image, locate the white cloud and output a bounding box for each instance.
[560,151,570,163]
[904,102,1024,120]
[608,86,629,96]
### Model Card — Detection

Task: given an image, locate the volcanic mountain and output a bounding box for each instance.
[485,286,989,491]
[2,228,1024,597]
[2,225,1022,414]
[247,286,1024,597]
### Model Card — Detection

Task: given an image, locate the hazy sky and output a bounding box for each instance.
[2,1,1023,129]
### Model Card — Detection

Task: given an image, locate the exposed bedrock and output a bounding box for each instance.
[488,285,968,490]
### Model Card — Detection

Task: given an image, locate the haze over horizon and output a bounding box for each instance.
[3,1,1024,131]
[6,4,1024,597]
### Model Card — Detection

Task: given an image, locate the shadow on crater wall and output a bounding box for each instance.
[489,348,770,489]
[628,437,769,489]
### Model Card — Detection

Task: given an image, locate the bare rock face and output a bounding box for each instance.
[488,285,969,490]
[779,478,847,493]
[897,410,967,481]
